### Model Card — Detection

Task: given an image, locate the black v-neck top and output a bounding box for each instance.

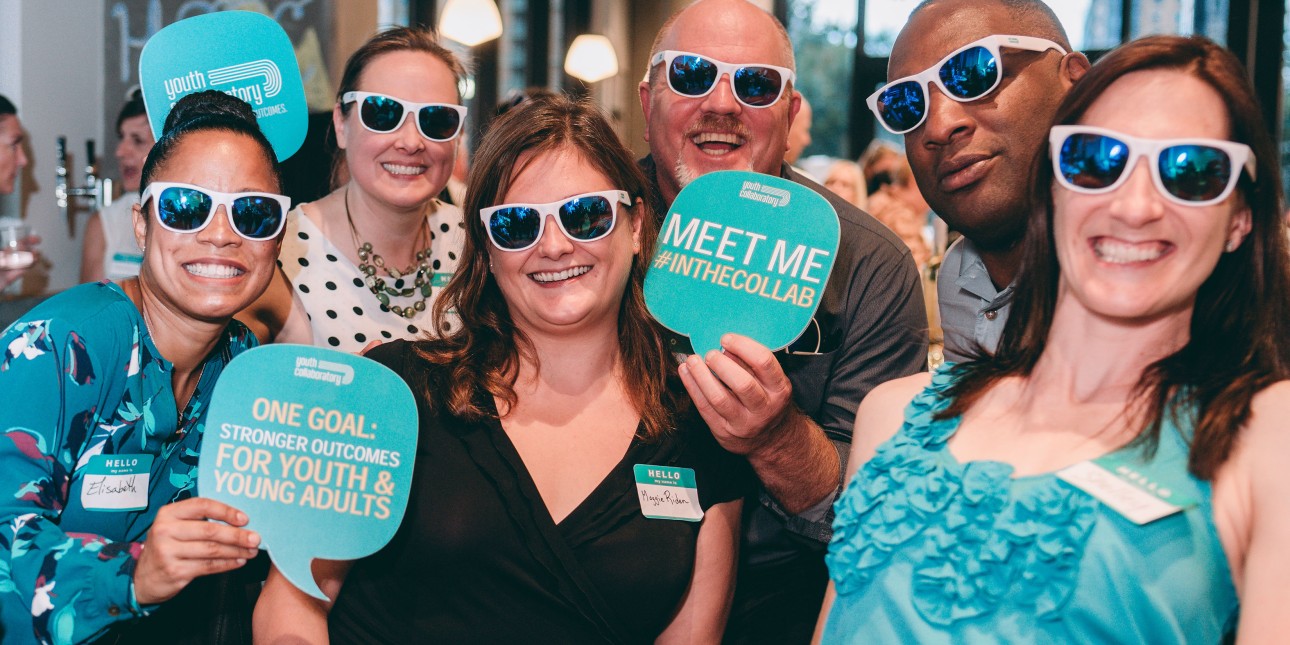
[328,342,753,644]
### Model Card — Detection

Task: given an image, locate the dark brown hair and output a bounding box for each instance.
[331,26,467,188]
[414,93,687,439]
[941,35,1290,479]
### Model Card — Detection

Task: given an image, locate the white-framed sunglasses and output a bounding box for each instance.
[480,190,632,252]
[649,50,796,109]
[140,181,290,241]
[341,91,467,141]
[868,34,1067,134]
[1049,125,1256,207]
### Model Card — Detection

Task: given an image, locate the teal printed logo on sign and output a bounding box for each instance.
[633,464,703,521]
[199,345,417,600]
[644,171,839,356]
[139,11,307,160]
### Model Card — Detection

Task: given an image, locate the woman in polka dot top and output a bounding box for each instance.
[238,27,468,352]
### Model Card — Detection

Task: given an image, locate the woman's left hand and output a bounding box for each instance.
[133,497,260,605]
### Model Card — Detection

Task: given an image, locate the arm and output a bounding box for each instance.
[236,266,310,345]
[811,373,929,643]
[1232,381,1290,642]
[254,559,353,644]
[656,499,742,645]
[680,335,836,514]
[80,212,107,283]
[0,318,144,641]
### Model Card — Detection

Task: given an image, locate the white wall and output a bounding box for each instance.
[0,1,107,295]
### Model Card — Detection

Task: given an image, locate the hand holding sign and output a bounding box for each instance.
[199,345,417,601]
[644,171,839,356]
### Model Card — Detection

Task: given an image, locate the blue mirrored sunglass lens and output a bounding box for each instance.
[732,67,784,106]
[559,196,615,239]
[231,196,285,239]
[157,187,213,230]
[1158,144,1232,202]
[939,46,999,98]
[1059,133,1130,189]
[877,81,926,131]
[417,106,461,140]
[360,95,405,131]
[668,56,719,96]
[488,207,542,249]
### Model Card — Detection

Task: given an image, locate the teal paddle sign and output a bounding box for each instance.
[644,171,839,356]
[198,345,418,601]
[139,11,307,160]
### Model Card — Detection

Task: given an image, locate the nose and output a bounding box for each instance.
[196,204,242,247]
[16,145,27,169]
[1107,160,1166,226]
[115,138,130,162]
[918,86,973,147]
[535,214,575,258]
[394,112,426,152]
[699,73,741,115]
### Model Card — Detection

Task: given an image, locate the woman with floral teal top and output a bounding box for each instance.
[817,36,1290,643]
[0,91,289,644]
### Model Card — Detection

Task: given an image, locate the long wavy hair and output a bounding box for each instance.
[940,35,1290,479]
[413,93,687,439]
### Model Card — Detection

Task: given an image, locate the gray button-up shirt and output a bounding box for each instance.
[938,236,1014,363]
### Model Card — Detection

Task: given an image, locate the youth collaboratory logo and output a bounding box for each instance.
[162,58,288,118]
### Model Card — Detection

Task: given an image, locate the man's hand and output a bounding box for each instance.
[678,333,794,456]
[679,333,840,514]
[133,498,260,606]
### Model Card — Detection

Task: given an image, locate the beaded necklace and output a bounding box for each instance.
[344,188,435,319]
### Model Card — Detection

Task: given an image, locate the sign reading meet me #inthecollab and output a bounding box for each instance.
[198,345,417,601]
[645,170,839,356]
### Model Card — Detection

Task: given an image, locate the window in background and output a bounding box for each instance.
[1282,0,1290,195]
[786,0,858,159]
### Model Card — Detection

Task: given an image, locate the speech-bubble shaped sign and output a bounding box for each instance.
[139,11,307,160]
[644,171,839,356]
[199,345,417,600]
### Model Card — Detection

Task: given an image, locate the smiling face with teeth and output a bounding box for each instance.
[133,130,283,324]
[489,147,643,339]
[335,50,460,213]
[640,0,800,205]
[1051,70,1251,326]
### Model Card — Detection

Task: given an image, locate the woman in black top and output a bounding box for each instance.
[254,94,750,643]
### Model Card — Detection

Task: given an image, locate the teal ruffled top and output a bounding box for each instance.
[822,365,1238,644]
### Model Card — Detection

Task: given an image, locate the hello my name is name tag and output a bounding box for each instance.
[1056,452,1196,525]
[80,454,153,512]
[634,464,703,522]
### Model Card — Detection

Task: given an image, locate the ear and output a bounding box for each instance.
[638,79,653,143]
[630,198,644,254]
[1227,205,1252,251]
[333,102,349,151]
[787,89,802,124]
[132,202,148,251]
[1060,52,1092,89]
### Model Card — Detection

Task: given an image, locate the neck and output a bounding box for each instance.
[345,184,432,266]
[1029,292,1191,404]
[516,322,623,393]
[122,277,225,382]
[976,240,1025,290]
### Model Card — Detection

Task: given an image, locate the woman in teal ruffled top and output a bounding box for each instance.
[0,91,287,644]
[817,36,1290,643]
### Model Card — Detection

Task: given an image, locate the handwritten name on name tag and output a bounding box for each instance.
[81,455,153,512]
[633,464,703,522]
[1056,460,1184,525]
